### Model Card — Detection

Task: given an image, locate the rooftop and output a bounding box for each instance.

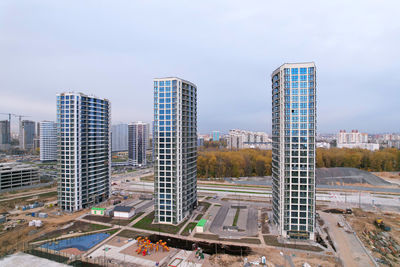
[113,206,134,212]
[0,162,39,172]
[196,219,207,227]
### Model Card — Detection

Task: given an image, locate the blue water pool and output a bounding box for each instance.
[41,232,110,251]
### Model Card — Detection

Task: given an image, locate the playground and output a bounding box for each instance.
[120,237,174,262]
[88,235,208,266]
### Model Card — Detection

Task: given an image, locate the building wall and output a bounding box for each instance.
[57,92,111,212]
[20,120,35,150]
[128,122,149,167]
[0,163,40,191]
[211,131,220,141]
[153,77,197,224]
[40,121,57,161]
[271,63,316,240]
[111,124,128,152]
[0,120,10,150]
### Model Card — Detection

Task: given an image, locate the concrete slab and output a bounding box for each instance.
[237,208,248,230]
[0,252,69,267]
[223,208,236,227]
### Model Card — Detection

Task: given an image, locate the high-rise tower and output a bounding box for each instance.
[0,120,11,150]
[40,121,57,162]
[128,121,149,167]
[56,92,111,211]
[19,120,35,150]
[271,63,316,240]
[111,124,128,152]
[153,77,197,224]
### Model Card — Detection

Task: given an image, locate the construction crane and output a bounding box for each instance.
[0,113,31,138]
[0,112,15,123]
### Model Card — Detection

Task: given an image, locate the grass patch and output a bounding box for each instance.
[263,235,323,252]
[37,191,57,198]
[181,222,197,236]
[32,221,112,242]
[195,214,203,221]
[133,211,187,234]
[118,230,144,239]
[199,201,211,213]
[232,208,240,227]
[194,233,261,244]
[205,196,212,200]
[130,212,145,222]
[107,229,120,235]
[89,223,111,231]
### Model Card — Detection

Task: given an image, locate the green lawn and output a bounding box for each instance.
[133,211,187,234]
[199,201,211,212]
[232,208,240,226]
[89,223,111,231]
[181,222,197,236]
[195,214,203,221]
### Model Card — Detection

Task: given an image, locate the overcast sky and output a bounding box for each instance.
[1,0,399,134]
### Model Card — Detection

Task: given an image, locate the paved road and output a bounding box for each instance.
[209,205,229,233]
[120,181,400,209]
[320,212,375,267]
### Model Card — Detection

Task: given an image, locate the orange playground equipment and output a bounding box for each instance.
[135,237,170,256]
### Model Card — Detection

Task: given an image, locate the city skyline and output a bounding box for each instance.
[1,1,400,134]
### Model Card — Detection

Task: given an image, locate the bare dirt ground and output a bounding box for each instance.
[207,247,339,267]
[373,172,400,180]
[347,208,400,265]
[0,208,89,255]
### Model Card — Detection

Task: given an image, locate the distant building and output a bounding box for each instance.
[40,121,57,162]
[227,132,244,150]
[197,136,205,147]
[33,122,40,151]
[211,131,220,141]
[337,130,378,151]
[316,142,331,149]
[337,143,379,151]
[153,77,197,224]
[337,130,368,144]
[111,124,128,152]
[57,92,111,212]
[0,120,11,150]
[0,162,40,192]
[388,140,400,149]
[226,129,271,150]
[128,121,149,167]
[19,120,35,150]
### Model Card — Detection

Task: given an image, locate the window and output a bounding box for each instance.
[291,76,298,81]
[300,68,307,74]
[291,68,298,74]
[300,75,307,81]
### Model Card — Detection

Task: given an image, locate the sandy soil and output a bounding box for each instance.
[120,242,176,262]
[206,247,339,267]
[107,236,130,247]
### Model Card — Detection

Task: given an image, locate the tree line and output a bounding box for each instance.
[197,148,400,178]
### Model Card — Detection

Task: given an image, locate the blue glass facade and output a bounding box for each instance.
[271,63,316,240]
[153,78,197,224]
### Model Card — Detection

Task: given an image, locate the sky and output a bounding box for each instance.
[1,0,400,135]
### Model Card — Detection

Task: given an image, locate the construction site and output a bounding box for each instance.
[0,167,399,266]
